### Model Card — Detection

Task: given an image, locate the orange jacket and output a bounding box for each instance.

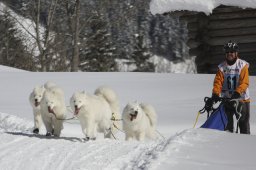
[212,64,250,102]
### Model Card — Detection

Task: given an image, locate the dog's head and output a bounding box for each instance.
[43,91,58,115]
[70,91,87,115]
[123,101,142,122]
[31,85,45,107]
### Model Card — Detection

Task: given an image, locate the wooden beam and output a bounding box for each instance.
[208,18,256,30]
[208,18,256,29]
[210,10,256,20]
[209,27,256,37]
[210,43,256,55]
[212,5,254,13]
[208,35,256,45]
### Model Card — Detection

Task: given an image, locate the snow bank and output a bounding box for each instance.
[0,112,33,132]
[150,0,256,15]
[149,55,197,73]
[150,128,256,170]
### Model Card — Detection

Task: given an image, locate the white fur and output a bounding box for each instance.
[40,85,66,137]
[44,81,57,89]
[70,87,117,140]
[94,86,121,136]
[29,85,45,132]
[122,101,157,141]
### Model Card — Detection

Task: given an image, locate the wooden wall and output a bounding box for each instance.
[173,5,256,75]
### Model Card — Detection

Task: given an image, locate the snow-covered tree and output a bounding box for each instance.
[0,8,35,70]
[0,0,191,73]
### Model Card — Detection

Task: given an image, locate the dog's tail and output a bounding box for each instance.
[44,81,57,89]
[94,86,121,118]
[140,103,157,128]
[95,86,121,134]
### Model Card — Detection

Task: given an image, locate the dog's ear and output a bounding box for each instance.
[134,100,139,105]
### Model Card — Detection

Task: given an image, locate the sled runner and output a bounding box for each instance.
[194,97,242,132]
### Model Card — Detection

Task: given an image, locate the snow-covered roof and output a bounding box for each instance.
[150,0,256,15]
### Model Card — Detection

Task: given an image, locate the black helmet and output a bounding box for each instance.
[223,40,239,52]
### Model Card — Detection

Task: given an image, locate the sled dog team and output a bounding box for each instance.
[29,81,157,141]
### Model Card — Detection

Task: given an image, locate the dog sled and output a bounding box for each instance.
[194,97,242,132]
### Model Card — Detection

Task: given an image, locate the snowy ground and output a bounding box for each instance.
[0,70,256,170]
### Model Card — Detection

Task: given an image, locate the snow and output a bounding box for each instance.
[150,0,256,15]
[149,55,197,73]
[115,56,197,73]
[0,65,27,72]
[0,65,256,170]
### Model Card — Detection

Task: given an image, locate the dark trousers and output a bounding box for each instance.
[225,102,250,134]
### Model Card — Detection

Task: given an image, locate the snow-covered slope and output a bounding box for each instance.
[0,71,256,169]
[0,65,27,72]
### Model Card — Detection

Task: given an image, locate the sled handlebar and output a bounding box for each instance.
[201,96,242,115]
[204,96,240,103]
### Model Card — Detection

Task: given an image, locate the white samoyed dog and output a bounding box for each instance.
[40,84,66,137]
[122,101,157,141]
[70,86,120,140]
[29,81,57,134]
[94,86,121,136]
[29,85,45,134]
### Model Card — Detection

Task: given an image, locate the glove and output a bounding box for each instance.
[211,93,220,103]
[231,91,241,99]
[205,97,213,112]
[205,94,219,112]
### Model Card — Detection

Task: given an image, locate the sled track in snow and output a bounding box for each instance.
[126,135,176,170]
[126,130,189,170]
[0,112,178,170]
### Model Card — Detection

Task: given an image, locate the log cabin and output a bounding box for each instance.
[150,1,256,74]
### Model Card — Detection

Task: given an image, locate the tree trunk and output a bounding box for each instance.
[71,0,80,72]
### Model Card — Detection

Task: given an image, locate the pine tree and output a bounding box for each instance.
[131,34,154,72]
[79,14,117,71]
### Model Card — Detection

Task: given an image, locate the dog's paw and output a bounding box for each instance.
[46,132,53,137]
[84,137,90,141]
[33,128,39,134]
[84,137,96,142]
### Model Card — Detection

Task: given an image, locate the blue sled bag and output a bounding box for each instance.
[201,104,228,131]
